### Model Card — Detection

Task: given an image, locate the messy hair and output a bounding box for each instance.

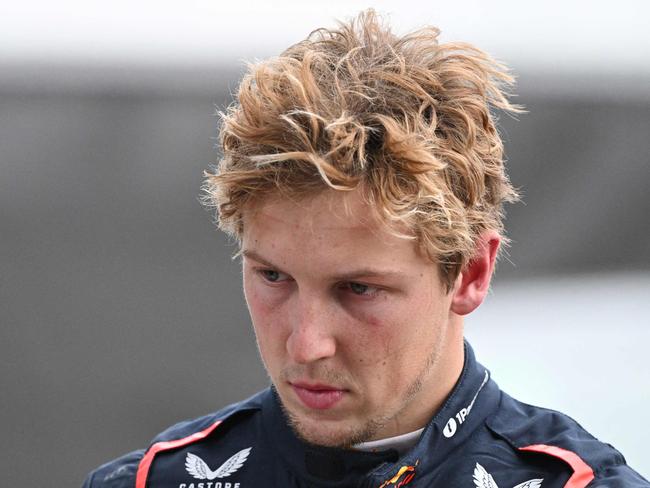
[203,9,521,290]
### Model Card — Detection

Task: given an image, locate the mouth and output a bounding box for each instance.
[289,381,347,410]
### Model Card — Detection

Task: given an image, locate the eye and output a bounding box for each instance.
[345,282,380,297]
[258,269,290,283]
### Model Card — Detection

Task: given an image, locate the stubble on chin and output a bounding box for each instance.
[275,366,375,447]
[279,399,389,448]
[272,337,443,448]
[276,348,439,448]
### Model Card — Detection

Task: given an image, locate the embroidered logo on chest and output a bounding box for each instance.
[179,447,251,488]
[473,462,543,488]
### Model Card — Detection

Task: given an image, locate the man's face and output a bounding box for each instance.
[241,189,463,447]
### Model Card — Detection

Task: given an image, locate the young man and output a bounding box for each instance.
[83,11,649,488]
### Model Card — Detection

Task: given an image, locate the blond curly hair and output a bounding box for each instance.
[203,10,522,289]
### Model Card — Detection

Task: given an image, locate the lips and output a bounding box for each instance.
[290,382,346,410]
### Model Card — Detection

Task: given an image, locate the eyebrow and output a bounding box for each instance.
[241,249,278,269]
[242,249,407,282]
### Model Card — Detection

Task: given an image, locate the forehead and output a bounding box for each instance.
[240,189,430,274]
[242,188,405,249]
[248,189,375,231]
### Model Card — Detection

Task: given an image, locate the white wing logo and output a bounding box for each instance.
[185,447,252,480]
[473,463,543,488]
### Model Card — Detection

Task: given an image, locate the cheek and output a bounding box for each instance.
[345,293,394,331]
[245,285,273,322]
[343,311,397,370]
[244,271,274,309]
[243,268,291,319]
[364,312,382,328]
[355,295,418,347]
[350,299,440,373]
[243,278,289,358]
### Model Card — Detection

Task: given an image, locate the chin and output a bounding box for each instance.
[282,404,382,448]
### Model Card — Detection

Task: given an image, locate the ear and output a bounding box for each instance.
[450,231,501,316]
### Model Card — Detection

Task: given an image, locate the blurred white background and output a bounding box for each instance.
[3,0,650,72]
[467,273,650,478]
[1,1,648,486]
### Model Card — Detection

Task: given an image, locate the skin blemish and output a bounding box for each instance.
[366,315,382,328]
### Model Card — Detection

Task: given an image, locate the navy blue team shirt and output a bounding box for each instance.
[83,343,649,488]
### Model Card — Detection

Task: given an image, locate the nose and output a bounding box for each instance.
[286,294,337,364]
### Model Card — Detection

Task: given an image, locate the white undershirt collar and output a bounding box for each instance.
[352,427,425,456]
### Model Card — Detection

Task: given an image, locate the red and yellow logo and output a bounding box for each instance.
[377,461,418,487]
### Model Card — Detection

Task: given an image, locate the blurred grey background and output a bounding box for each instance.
[1,1,649,486]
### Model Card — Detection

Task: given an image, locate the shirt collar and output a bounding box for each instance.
[352,427,425,456]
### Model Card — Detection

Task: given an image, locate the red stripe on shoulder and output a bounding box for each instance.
[135,420,222,488]
[519,444,595,488]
